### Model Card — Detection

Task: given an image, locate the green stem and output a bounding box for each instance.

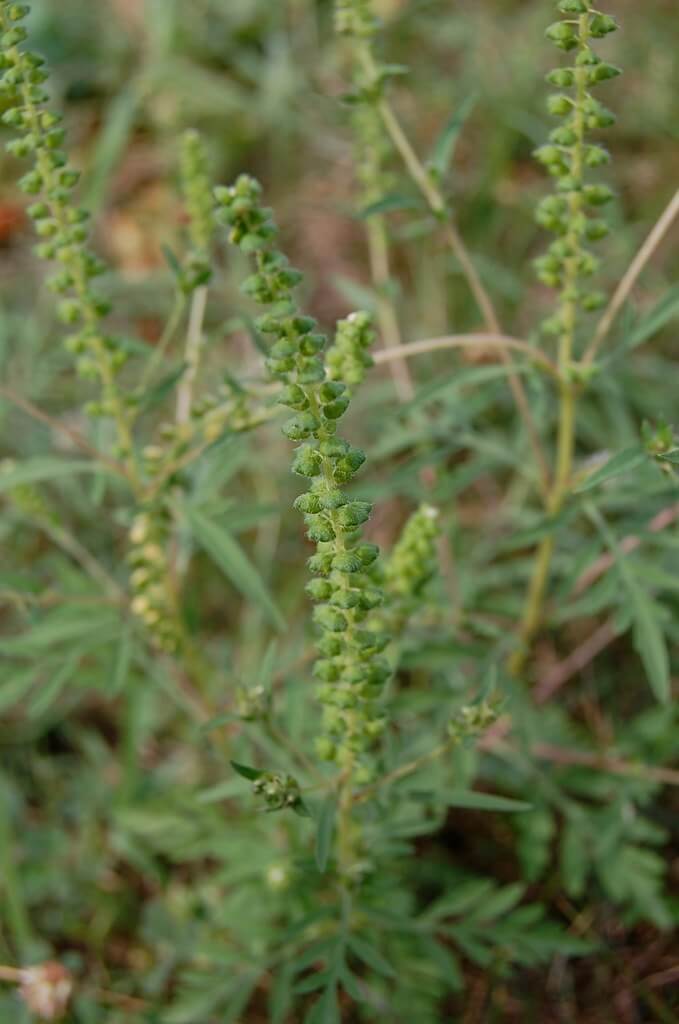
[510,14,590,675]
[138,289,187,391]
[365,216,414,401]
[357,46,550,496]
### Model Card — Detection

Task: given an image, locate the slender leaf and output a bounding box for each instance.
[446,791,532,813]
[0,458,107,493]
[186,507,285,630]
[359,193,421,219]
[576,447,646,492]
[429,93,478,178]
[347,935,396,978]
[231,761,263,781]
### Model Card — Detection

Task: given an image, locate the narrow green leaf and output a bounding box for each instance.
[615,285,679,355]
[657,449,679,465]
[0,667,38,714]
[347,935,396,978]
[446,791,532,813]
[161,243,183,278]
[0,458,107,493]
[315,794,337,873]
[358,193,421,219]
[110,622,133,696]
[28,650,81,717]
[466,882,526,923]
[186,507,285,631]
[429,93,478,178]
[576,447,646,492]
[295,970,331,995]
[269,966,294,1024]
[231,761,263,781]
[84,82,142,210]
[201,710,238,733]
[138,364,187,412]
[630,590,670,703]
[586,503,670,702]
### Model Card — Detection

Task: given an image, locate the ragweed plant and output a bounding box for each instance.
[1,1,678,1022]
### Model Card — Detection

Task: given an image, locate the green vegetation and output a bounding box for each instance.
[0,1,677,1021]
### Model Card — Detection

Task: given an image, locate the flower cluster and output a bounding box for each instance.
[385,504,440,602]
[127,501,181,654]
[0,2,132,453]
[179,129,215,293]
[252,771,304,813]
[367,504,440,634]
[447,698,500,743]
[334,0,378,38]
[326,311,375,393]
[533,0,619,332]
[215,175,390,782]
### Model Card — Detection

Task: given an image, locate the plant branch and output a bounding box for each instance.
[372,332,558,376]
[176,284,208,424]
[583,188,679,365]
[371,99,549,490]
[534,618,617,703]
[573,500,679,595]
[0,385,128,481]
[366,216,414,400]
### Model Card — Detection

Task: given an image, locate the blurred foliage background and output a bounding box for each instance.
[0,1,678,1021]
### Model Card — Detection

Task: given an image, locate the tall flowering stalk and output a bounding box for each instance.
[335,0,414,400]
[215,176,390,800]
[0,2,134,464]
[512,0,619,670]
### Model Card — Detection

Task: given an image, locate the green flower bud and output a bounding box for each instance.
[547,93,573,117]
[332,552,363,574]
[545,22,578,50]
[282,412,320,440]
[308,552,334,575]
[588,62,622,84]
[336,500,372,528]
[575,49,599,68]
[293,492,323,514]
[316,487,346,510]
[307,580,334,603]
[313,605,347,632]
[315,737,336,761]
[589,13,617,37]
[330,589,360,609]
[57,299,81,324]
[319,381,346,402]
[322,396,350,420]
[584,144,610,167]
[549,125,577,146]
[18,169,42,193]
[356,543,379,566]
[584,218,609,241]
[545,68,574,89]
[292,445,322,477]
[581,290,606,311]
[557,0,588,12]
[583,184,614,205]
[306,520,336,543]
